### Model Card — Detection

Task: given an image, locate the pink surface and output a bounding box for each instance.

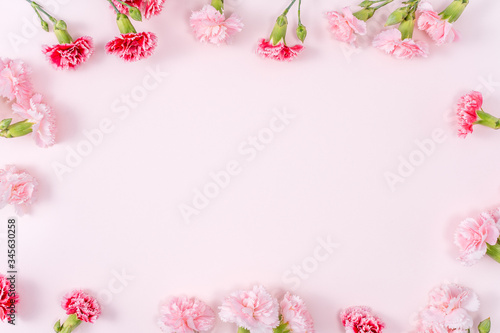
[1,0,500,332]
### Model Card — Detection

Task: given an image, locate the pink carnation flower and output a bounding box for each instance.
[110,0,143,15]
[373,29,428,59]
[257,39,304,62]
[340,306,384,333]
[62,290,101,323]
[456,91,483,138]
[12,94,56,148]
[158,296,216,333]
[417,2,459,45]
[455,211,500,265]
[42,36,94,70]
[326,7,367,44]
[219,285,280,333]
[144,0,166,19]
[0,274,19,322]
[419,283,479,331]
[280,292,315,333]
[0,165,37,215]
[190,5,243,45]
[0,58,32,107]
[105,32,158,62]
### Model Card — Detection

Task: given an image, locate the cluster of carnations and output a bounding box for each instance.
[455,91,500,138]
[0,58,55,147]
[413,282,491,333]
[0,165,37,215]
[158,285,384,333]
[326,0,469,59]
[454,207,500,265]
[25,0,164,68]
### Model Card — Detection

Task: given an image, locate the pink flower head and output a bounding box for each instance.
[0,274,19,322]
[12,94,56,148]
[456,91,483,138]
[417,2,459,45]
[0,58,32,107]
[158,296,216,333]
[419,283,479,331]
[455,211,500,265]
[0,165,37,215]
[373,29,429,59]
[219,285,280,333]
[257,39,304,62]
[326,7,367,44]
[62,290,101,323]
[110,0,143,15]
[340,306,385,333]
[190,5,243,45]
[144,0,166,19]
[42,36,94,70]
[280,293,315,333]
[105,32,158,62]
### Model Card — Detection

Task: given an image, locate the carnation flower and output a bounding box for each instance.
[456,91,482,138]
[279,292,315,333]
[144,0,166,19]
[0,274,18,322]
[42,36,94,70]
[12,94,56,148]
[110,0,143,15]
[62,290,101,323]
[0,58,32,107]
[106,32,158,62]
[219,285,280,333]
[257,39,303,62]
[190,5,243,45]
[373,29,428,59]
[326,7,367,44]
[455,209,500,265]
[340,306,385,333]
[158,296,216,333]
[417,2,459,45]
[418,283,479,332]
[0,165,37,215]
[110,0,164,19]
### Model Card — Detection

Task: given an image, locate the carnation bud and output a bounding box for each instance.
[128,6,142,21]
[386,7,409,26]
[0,118,12,130]
[296,24,307,43]
[269,15,288,45]
[478,318,491,333]
[41,20,49,32]
[440,0,469,23]
[352,8,375,21]
[211,0,224,13]
[116,13,137,34]
[398,15,415,40]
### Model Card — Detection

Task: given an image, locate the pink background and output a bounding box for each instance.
[1,0,500,332]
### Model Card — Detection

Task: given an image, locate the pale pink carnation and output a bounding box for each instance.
[373,29,429,59]
[280,293,315,333]
[62,290,101,323]
[0,165,37,215]
[12,94,56,148]
[0,274,19,322]
[340,306,384,333]
[456,91,482,138]
[326,7,367,44]
[455,211,500,265]
[417,2,459,45]
[0,58,32,107]
[257,39,303,62]
[219,285,280,333]
[158,296,216,333]
[42,36,94,70]
[105,32,158,62]
[419,283,479,331]
[190,5,243,45]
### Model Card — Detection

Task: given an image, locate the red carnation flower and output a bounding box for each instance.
[340,306,385,333]
[105,32,157,62]
[144,0,166,19]
[62,290,101,323]
[0,274,18,322]
[257,39,303,62]
[110,0,143,15]
[42,36,94,70]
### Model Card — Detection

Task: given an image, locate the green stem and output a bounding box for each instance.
[106,0,120,14]
[27,0,57,23]
[297,0,302,25]
[283,0,298,16]
[474,109,500,130]
[373,0,394,10]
